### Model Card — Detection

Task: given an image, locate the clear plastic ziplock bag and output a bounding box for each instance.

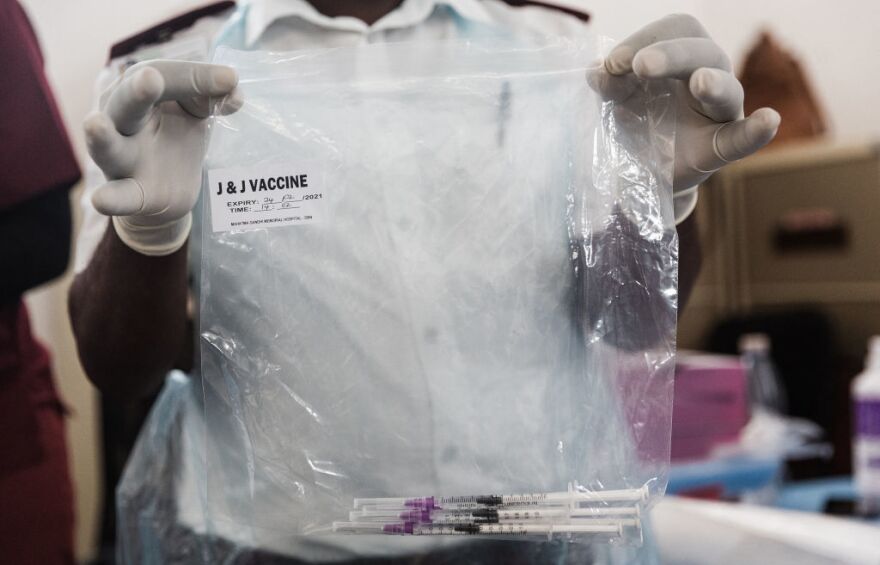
[200,37,677,559]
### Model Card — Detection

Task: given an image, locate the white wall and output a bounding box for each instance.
[699,0,880,140]
[21,0,210,158]
[18,0,880,561]
[574,0,880,140]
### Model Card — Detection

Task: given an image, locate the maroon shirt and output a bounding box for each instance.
[0,0,80,208]
[0,0,80,413]
[0,1,80,563]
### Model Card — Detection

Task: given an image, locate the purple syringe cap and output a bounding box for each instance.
[404,496,435,510]
[382,522,414,535]
[399,509,432,523]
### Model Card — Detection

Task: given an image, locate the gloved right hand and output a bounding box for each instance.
[84,60,241,256]
[587,14,779,223]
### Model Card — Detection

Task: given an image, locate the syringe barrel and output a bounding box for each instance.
[569,505,640,517]
[569,486,648,503]
[414,522,625,536]
[352,496,435,509]
[350,509,433,522]
[353,486,648,513]
[332,521,389,534]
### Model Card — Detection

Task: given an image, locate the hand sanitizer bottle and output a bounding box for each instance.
[853,336,880,513]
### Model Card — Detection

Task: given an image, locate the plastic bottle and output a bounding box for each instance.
[853,336,880,511]
[738,333,787,414]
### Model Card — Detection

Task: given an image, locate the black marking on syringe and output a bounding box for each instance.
[475,496,504,506]
[453,524,482,534]
[472,509,498,523]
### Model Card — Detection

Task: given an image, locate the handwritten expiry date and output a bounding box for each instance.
[253,193,323,212]
[217,174,309,195]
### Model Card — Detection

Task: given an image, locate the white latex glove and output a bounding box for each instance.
[588,14,781,222]
[84,60,242,255]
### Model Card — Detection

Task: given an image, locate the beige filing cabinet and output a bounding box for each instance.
[678,140,880,358]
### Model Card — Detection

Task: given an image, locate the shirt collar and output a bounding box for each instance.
[243,0,492,46]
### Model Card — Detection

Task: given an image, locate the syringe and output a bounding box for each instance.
[332,521,628,538]
[349,505,640,524]
[353,483,649,510]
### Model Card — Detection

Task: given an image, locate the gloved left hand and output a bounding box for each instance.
[588,14,780,222]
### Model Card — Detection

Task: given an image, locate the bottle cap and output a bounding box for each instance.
[739,333,770,353]
[866,336,880,370]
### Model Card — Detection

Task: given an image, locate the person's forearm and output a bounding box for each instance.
[0,186,72,304]
[69,223,188,400]
[677,210,702,311]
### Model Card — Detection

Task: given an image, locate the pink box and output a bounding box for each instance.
[671,353,749,461]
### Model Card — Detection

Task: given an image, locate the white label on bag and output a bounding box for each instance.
[207,163,324,232]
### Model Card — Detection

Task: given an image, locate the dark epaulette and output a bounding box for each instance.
[497,0,590,23]
[108,1,236,62]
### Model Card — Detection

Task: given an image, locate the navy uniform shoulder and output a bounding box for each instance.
[108,1,236,62]
[495,0,590,23]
